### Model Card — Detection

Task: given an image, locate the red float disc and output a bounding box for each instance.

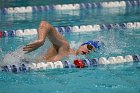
[0,31,3,37]
[74,59,85,68]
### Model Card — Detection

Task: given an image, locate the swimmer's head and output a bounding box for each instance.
[77,41,102,55]
[81,41,102,49]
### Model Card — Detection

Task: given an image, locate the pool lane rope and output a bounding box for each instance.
[0,54,140,73]
[0,0,140,14]
[0,22,140,37]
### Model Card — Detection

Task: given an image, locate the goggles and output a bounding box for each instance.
[87,44,95,52]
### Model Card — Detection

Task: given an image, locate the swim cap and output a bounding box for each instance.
[81,41,102,49]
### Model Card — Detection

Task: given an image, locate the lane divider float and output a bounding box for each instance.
[0,0,140,14]
[0,54,139,73]
[0,22,140,37]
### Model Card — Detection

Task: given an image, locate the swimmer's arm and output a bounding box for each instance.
[23,21,54,53]
[46,44,70,62]
[47,54,66,62]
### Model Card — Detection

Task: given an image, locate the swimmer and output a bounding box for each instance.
[23,20,102,62]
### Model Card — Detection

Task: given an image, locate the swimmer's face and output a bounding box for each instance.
[78,44,95,55]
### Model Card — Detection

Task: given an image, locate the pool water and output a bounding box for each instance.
[0,0,132,8]
[0,6,140,30]
[0,64,140,93]
[0,1,140,93]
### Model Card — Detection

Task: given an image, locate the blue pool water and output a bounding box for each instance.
[0,0,131,8]
[0,6,140,30]
[0,0,140,93]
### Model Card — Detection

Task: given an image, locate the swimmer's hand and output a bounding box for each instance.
[23,40,44,53]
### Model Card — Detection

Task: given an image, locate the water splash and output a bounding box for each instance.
[70,41,81,49]
[0,48,4,63]
[1,47,26,66]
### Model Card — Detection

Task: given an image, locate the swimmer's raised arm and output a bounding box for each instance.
[23,21,58,53]
[36,21,54,42]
